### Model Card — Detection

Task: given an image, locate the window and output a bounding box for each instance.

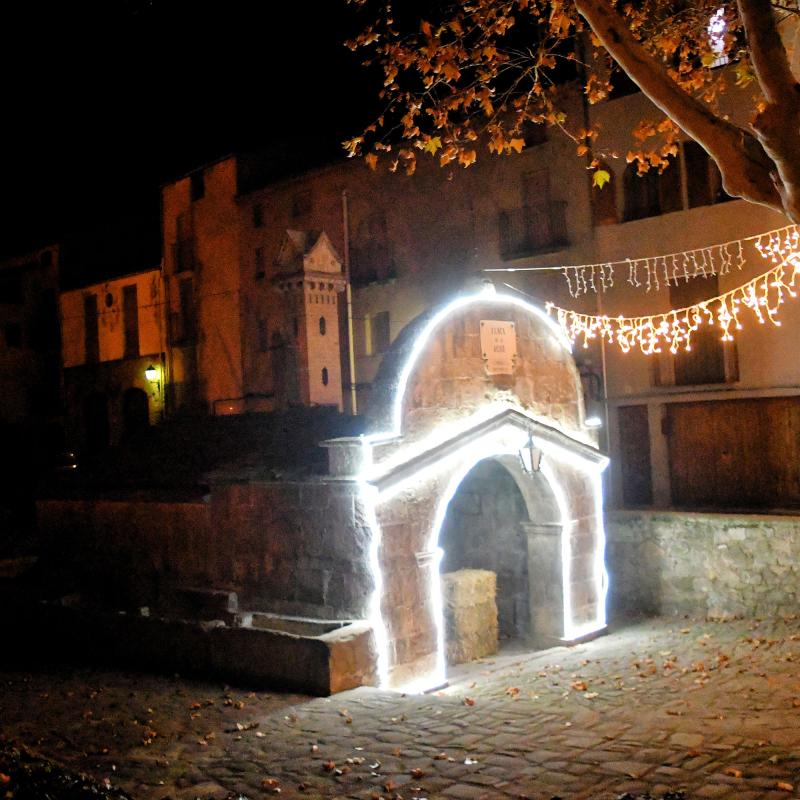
[291,191,312,219]
[173,213,194,272]
[4,322,21,349]
[252,202,264,228]
[684,141,732,208]
[255,247,265,279]
[321,367,329,386]
[83,294,99,363]
[122,284,139,358]
[370,311,391,355]
[173,277,196,344]
[623,158,681,222]
[351,211,392,285]
[607,68,640,100]
[669,275,733,386]
[319,316,326,336]
[522,121,547,147]
[190,170,205,201]
[591,161,617,226]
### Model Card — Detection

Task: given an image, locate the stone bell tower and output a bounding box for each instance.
[273,230,347,410]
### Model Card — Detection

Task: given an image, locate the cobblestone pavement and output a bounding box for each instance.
[3,616,800,800]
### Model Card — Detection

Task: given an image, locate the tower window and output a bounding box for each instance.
[321,367,329,386]
[319,316,326,336]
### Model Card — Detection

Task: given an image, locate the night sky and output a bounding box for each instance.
[0,0,375,261]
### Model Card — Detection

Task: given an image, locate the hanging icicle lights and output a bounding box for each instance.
[547,226,800,355]
[561,238,746,298]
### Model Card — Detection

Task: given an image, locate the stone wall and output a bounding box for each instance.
[606,511,800,619]
[38,479,374,621]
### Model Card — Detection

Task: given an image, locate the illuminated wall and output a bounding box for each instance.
[60,270,163,368]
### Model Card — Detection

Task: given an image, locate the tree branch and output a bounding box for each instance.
[739,0,800,221]
[740,0,798,104]
[574,0,784,215]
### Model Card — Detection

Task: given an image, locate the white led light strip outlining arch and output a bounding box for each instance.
[354,288,607,692]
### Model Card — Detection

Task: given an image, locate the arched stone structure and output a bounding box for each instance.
[327,289,608,689]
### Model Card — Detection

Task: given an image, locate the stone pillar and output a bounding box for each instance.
[524,521,564,645]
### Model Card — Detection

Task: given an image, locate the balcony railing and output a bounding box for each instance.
[498,202,569,260]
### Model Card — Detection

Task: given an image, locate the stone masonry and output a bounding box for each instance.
[606,510,800,619]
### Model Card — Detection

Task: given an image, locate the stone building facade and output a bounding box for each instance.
[60,269,166,450]
[153,84,798,513]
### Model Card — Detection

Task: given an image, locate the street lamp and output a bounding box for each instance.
[144,363,164,421]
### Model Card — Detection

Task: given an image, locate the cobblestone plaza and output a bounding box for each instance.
[3,616,800,799]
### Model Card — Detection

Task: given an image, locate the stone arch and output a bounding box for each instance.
[437,452,567,653]
[326,290,608,690]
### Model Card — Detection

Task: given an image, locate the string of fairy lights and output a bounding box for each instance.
[543,225,800,355]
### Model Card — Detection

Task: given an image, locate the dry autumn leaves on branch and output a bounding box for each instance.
[344,0,800,223]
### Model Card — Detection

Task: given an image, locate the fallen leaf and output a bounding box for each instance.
[322,760,336,772]
[463,697,476,706]
[776,781,794,792]
[724,767,742,778]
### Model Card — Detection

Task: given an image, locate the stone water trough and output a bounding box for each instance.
[3,585,376,696]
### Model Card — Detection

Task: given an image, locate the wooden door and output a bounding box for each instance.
[617,405,653,507]
[667,397,800,509]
